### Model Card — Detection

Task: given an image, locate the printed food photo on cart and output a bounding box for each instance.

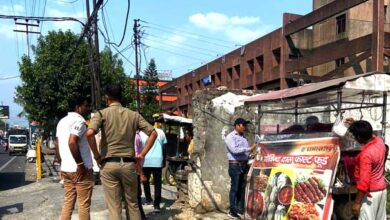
[245,137,340,220]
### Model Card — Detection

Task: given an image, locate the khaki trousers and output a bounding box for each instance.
[359,189,387,220]
[60,170,94,220]
[101,161,141,220]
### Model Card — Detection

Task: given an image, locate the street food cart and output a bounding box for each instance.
[153,113,193,185]
[242,72,390,220]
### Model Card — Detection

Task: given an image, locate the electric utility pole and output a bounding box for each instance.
[133,19,141,112]
[86,0,95,109]
[1,0,103,109]
[86,0,102,110]
[13,20,40,58]
[93,0,102,109]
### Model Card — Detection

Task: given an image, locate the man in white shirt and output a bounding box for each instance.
[56,96,97,220]
[140,127,167,213]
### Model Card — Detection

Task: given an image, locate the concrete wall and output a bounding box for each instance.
[188,88,260,212]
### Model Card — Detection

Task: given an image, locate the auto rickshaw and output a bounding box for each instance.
[152,113,193,185]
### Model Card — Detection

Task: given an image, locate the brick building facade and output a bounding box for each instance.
[159,0,390,116]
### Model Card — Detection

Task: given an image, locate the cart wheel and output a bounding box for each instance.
[165,167,176,186]
[165,172,176,186]
[164,163,176,186]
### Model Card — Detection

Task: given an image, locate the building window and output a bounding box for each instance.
[227,68,233,81]
[196,80,201,89]
[234,65,240,79]
[385,6,388,23]
[201,75,212,86]
[185,85,189,95]
[256,55,264,71]
[211,75,215,85]
[335,58,345,67]
[216,72,221,84]
[247,59,254,75]
[273,48,281,64]
[336,14,346,34]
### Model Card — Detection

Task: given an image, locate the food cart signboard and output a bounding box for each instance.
[245,137,340,220]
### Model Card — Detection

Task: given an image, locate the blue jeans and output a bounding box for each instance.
[228,162,248,214]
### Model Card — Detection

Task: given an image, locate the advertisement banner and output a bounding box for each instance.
[0,106,9,119]
[245,137,340,220]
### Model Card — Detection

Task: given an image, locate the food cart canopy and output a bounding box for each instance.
[154,113,192,126]
[244,72,390,105]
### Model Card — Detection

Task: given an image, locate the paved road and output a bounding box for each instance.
[0,148,28,191]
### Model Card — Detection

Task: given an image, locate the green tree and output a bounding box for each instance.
[141,59,160,120]
[99,47,135,107]
[15,30,131,132]
[142,58,158,103]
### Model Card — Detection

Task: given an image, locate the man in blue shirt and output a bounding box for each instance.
[225,118,256,219]
[140,127,167,213]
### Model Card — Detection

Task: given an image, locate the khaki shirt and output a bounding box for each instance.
[89,102,155,157]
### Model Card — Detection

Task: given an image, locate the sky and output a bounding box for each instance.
[0,0,312,127]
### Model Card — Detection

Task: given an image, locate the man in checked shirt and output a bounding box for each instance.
[225,118,256,219]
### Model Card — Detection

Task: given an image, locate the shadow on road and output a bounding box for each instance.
[161,197,176,208]
[145,197,182,220]
[0,172,33,191]
[0,203,23,218]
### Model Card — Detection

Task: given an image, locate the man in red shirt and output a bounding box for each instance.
[346,119,387,219]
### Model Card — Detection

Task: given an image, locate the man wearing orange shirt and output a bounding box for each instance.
[346,119,387,220]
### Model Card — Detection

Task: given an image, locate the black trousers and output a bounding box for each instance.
[142,167,162,209]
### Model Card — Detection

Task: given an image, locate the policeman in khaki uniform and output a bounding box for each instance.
[87,85,157,220]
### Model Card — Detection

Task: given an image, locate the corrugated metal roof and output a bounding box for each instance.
[244,72,388,104]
